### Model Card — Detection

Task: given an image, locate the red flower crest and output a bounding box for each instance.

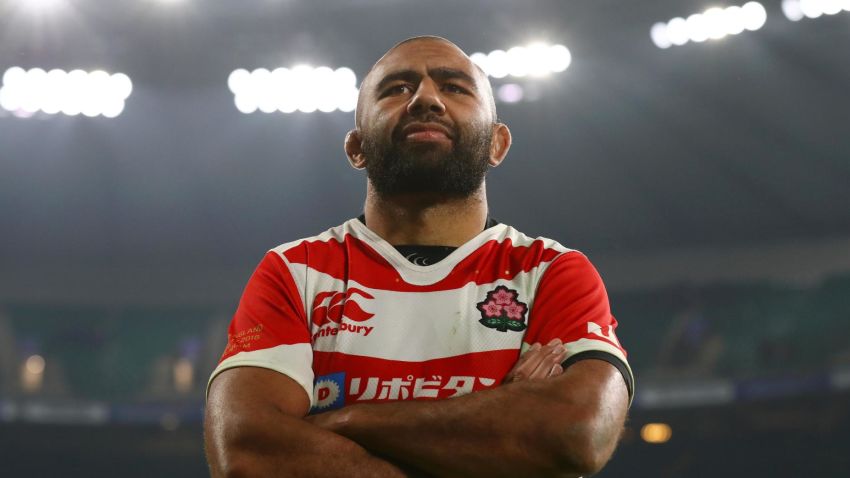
[476,286,528,333]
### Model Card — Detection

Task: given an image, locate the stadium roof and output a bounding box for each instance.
[1,0,848,298]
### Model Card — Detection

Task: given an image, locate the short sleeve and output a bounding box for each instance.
[206,251,314,405]
[525,251,634,403]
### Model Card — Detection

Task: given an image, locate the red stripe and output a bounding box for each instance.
[283,235,564,292]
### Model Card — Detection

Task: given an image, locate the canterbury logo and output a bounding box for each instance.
[312,288,375,326]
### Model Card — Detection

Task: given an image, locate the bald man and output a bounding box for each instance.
[204,36,632,477]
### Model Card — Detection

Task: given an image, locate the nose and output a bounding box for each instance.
[407,79,446,116]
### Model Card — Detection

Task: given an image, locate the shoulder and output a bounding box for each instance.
[492,223,585,267]
[269,219,356,254]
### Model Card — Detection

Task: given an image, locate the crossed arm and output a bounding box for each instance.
[204,341,629,477]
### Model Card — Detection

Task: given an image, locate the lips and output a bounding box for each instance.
[401,122,454,142]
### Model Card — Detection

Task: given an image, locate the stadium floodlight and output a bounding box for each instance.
[228,64,359,114]
[471,43,571,79]
[0,67,132,118]
[783,0,850,20]
[650,2,767,49]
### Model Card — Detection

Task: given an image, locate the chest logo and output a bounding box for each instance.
[311,288,377,340]
[312,288,375,327]
[476,285,528,332]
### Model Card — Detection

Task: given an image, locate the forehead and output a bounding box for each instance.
[367,39,483,87]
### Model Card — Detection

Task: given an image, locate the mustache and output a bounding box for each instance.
[391,114,457,143]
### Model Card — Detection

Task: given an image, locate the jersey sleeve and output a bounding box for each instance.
[525,251,634,404]
[206,251,314,405]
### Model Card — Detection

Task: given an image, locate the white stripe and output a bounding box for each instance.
[310,279,541,361]
[206,343,315,406]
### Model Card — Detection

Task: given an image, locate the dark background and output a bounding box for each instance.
[1,0,848,476]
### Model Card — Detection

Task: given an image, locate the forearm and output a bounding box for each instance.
[205,403,410,478]
[205,367,413,478]
[314,360,627,477]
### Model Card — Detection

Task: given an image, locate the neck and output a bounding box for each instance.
[363,182,489,247]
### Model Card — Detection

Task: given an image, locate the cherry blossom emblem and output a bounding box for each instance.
[476,285,528,332]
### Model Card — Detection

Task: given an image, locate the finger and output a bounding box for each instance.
[548,363,564,377]
[506,343,550,382]
[528,344,565,379]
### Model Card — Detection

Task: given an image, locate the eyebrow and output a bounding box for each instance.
[374,67,479,93]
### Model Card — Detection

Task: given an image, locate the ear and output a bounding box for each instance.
[344,129,367,170]
[487,123,512,167]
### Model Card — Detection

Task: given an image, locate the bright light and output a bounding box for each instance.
[25,355,46,374]
[547,44,572,72]
[334,67,357,88]
[174,358,194,394]
[21,355,46,393]
[822,0,844,14]
[782,0,806,21]
[229,64,359,114]
[472,43,571,79]
[651,2,767,49]
[741,2,768,30]
[723,6,748,34]
[506,47,531,77]
[101,98,126,118]
[109,73,133,100]
[641,423,673,444]
[234,94,258,114]
[470,52,489,74]
[704,8,729,40]
[800,0,824,17]
[227,69,250,94]
[497,83,524,103]
[787,0,850,18]
[485,50,510,79]
[650,23,672,49]
[3,67,26,88]
[667,17,690,46]
[686,14,709,43]
[525,43,552,77]
[292,65,317,113]
[1,67,132,118]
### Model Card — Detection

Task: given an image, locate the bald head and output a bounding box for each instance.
[355,36,497,129]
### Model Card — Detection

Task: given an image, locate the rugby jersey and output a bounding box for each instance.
[209,218,633,413]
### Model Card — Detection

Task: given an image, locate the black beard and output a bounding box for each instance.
[361,118,492,199]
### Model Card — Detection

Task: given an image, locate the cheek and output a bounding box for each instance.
[375,112,402,139]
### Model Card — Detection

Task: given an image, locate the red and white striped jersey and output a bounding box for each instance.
[209,218,632,413]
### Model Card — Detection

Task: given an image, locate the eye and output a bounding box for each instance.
[443,83,470,95]
[384,84,412,96]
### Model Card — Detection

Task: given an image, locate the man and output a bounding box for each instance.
[205,36,633,477]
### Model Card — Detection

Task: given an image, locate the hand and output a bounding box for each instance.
[304,406,348,432]
[503,338,567,384]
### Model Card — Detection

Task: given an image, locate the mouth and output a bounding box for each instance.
[401,123,454,143]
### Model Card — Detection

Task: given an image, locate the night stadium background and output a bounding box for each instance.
[1,0,849,476]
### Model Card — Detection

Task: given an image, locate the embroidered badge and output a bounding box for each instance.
[476,285,528,332]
